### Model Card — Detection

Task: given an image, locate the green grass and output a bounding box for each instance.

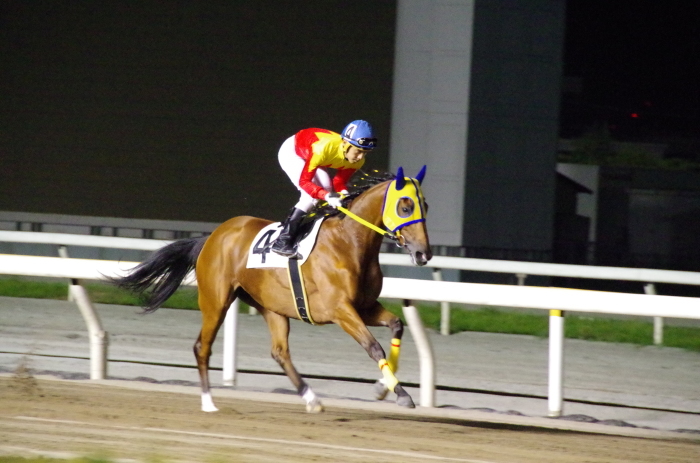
[0,277,200,310]
[1,277,699,351]
[0,458,115,463]
[379,300,700,351]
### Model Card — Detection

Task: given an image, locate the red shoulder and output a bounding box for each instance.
[294,128,333,159]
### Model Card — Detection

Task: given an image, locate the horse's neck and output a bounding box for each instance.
[342,182,387,256]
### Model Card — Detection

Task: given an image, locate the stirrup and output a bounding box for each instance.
[273,247,298,257]
[272,241,298,257]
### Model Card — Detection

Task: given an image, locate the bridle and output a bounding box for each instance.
[335,166,427,248]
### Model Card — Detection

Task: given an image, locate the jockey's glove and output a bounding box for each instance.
[324,192,343,208]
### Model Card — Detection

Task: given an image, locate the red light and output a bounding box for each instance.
[630,113,639,118]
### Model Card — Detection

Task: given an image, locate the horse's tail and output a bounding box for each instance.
[111,236,207,313]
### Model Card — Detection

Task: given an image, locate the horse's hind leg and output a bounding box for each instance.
[361,303,405,401]
[260,308,324,413]
[194,289,234,412]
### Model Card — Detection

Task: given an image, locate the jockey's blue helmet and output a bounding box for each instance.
[341,120,377,150]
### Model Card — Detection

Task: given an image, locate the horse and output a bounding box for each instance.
[112,167,432,413]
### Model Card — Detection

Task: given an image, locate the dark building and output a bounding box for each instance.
[0,1,396,223]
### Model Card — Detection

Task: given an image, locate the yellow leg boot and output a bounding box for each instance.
[375,339,402,401]
[378,359,398,392]
[387,338,401,374]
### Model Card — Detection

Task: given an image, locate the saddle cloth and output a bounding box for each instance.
[246,218,324,269]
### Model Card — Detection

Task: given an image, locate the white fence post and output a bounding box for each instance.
[548,309,565,417]
[69,284,108,380]
[58,245,75,302]
[431,268,451,335]
[222,299,240,386]
[644,283,663,345]
[402,300,435,408]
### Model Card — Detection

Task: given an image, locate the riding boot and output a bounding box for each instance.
[272,207,306,257]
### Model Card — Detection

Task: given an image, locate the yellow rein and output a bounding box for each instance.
[336,205,400,242]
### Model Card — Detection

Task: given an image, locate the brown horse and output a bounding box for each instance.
[113,167,432,412]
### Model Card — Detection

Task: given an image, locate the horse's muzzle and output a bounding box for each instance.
[407,247,432,266]
[397,225,432,266]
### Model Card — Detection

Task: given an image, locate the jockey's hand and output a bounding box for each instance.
[324,192,343,208]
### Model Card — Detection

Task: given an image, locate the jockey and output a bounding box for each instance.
[272,119,377,256]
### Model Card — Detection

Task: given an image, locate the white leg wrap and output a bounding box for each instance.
[303,387,324,413]
[302,388,317,405]
[201,392,219,412]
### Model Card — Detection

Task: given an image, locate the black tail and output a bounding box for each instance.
[110,236,207,313]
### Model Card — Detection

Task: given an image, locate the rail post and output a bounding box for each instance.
[548,309,565,417]
[431,268,451,335]
[644,283,663,345]
[222,299,240,386]
[402,299,435,407]
[69,284,108,380]
[58,245,75,301]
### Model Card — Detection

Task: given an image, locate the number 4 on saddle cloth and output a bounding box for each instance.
[246,218,324,269]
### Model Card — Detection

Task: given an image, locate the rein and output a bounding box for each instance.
[336,205,400,243]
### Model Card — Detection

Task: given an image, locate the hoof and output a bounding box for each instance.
[306,398,325,413]
[201,392,219,412]
[373,379,389,401]
[396,394,415,408]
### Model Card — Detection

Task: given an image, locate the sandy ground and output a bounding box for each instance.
[1,376,699,463]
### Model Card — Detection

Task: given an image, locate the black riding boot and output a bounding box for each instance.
[272,207,306,257]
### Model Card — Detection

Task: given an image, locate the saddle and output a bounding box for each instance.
[246,217,324,269]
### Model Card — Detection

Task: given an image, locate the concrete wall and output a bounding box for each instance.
[390,0,565,259]
[463,0,565,258]
[0,1,396,223]
[390,0,475,246]
[2,0,570,271]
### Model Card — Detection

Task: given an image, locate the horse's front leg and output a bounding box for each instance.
[337,311,415,408]
[361,303,405,401]
[261,308,324,413]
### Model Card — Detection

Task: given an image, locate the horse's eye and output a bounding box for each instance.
[396,198,414,218]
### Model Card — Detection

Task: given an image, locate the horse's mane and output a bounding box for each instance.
[304,170,395,222]
[346,169,396,199]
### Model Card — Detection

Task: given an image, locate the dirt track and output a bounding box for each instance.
[0,377,698,463]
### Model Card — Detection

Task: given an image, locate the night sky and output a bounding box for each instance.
[562,1,700,140]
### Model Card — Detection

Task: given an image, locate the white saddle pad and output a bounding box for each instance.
[246,218,325,269]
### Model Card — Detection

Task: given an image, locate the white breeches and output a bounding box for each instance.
[278,135,332,213]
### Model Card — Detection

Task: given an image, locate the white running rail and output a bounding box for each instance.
[2,251,700,416]
[2,231,700,417]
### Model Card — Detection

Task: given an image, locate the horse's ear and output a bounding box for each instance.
[395,167,406,190]
[415,165,427,184]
